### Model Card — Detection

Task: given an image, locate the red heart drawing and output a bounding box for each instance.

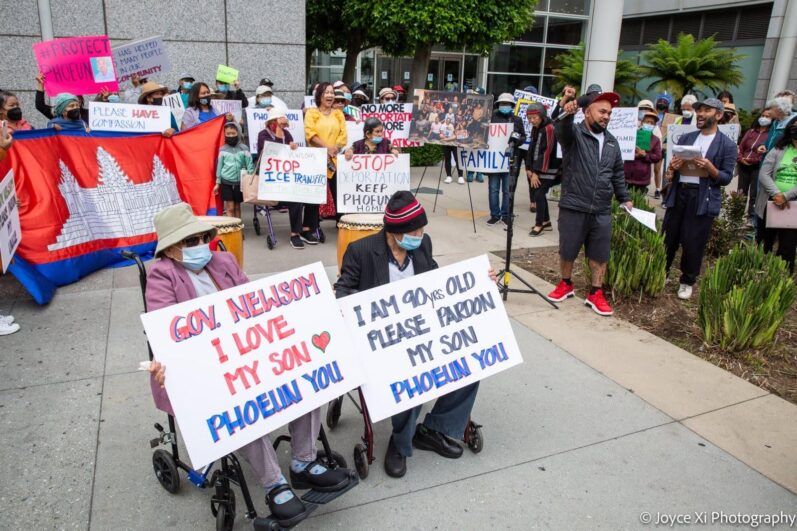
[312,331,331,353]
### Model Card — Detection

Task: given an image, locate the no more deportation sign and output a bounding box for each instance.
[140,262,365,469]
[337,254,523,422]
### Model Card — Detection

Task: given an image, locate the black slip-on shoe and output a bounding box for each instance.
[412,424,463,459]
[384,437,407,478]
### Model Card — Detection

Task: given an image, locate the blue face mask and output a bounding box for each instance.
[258,98,272,108]
[182,82,193,91]
[108,94,120,103]
[396,233,422,251]
[499,106,513,115]
[181,243,212,270]
[371,136,383,144]
[344,93,352,102]
[641,123,655,132]
[218,84,229,93]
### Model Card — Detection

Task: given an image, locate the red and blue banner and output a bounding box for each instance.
[0,117,225,304]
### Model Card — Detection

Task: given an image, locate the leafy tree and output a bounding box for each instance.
[551,43,643,99]
[641,33,744,107]
[369,0,538,91]
[305,1,375,83]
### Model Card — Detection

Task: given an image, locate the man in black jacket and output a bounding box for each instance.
[551,91,632,316]
[335,191,481,478]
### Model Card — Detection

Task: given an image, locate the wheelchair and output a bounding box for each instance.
[122,249,356,529]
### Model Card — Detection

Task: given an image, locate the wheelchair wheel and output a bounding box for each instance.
[152,449,180,493]
[317,448,347,470]
[353,443,369,480]
[467,424,484,454]
[266,235,275,250]
[326,397,342,430]
[212,488,235,531]
[253,216,261,236]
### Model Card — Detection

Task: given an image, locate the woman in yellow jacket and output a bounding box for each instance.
[305,82,347,242]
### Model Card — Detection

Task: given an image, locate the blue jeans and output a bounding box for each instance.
[390,382,479,457]
[488,172,510,220]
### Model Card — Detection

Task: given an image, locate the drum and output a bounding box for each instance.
[198,216,244,267]
[337,214,384,270]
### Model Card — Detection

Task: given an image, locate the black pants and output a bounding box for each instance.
[443,146,462,177]
[288,203,319,233]
[737,164,759,218]
[663,186,715,285]
[533,177,560,226]
[756,213,797,274]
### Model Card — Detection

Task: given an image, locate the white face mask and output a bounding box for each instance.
[682,110,694,118]
[758,117,772,127]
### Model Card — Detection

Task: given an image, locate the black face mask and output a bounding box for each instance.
[225,136,239,146]
[151,97,163,106]
[199,97,210,106]
[66,108,81,120]
[6,107,22,121]
[656,103,667,111]
[588,121,606,134]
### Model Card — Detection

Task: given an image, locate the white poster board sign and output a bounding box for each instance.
[336,154,411,213]
[245,108,306,154]
[0,171,21,273]
[112,36,171,85]
[556,107,638,161]
[140,262,366,469]
[346,121,364,147]
[358,103,419,148]
[257,143,327,204]
[304,96,316,109]
[88,101,171,133]
[513,90,556,150]
[458,122,512,173]
[665,123,741,167]
[162,93,185,126]
[337,255,523,422]
[211,99,243,122]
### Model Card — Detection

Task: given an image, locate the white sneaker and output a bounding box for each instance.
[457,177,465,184]
[0,321,20,335]
[0,314,15,325]
[444,176,453,184]
[677,283,693,300]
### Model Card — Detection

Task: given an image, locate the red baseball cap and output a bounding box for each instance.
[392,85,406,93]
[587,91,620,108]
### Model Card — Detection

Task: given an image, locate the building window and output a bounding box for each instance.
[489,45,543,74]
[518,17,545,43]
[487,74,541,96]
[546,18,584,45]
[547,0,591,16]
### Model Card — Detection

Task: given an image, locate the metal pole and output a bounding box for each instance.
[37,0,54,40]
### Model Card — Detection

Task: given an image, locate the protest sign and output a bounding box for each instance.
[338,254,523,422]
[88,101,171,133]
[244,108,306,154]
[140,262,366,468]
[359,103,419,148]
[162,93,185,126]
[346,121,364,146]
[111,36,170,85]
[215,65,239,84]
[665,123,741,167]
[458,122,512,173]
[556,107,638,161]
[33,36,119,96]
[408,89,493,149]
[304,96,316,109]
[0,171,21,273]
[258,143,327,204]
[211,99,243,123]
[513,90,557,150]
[336,154,411,213]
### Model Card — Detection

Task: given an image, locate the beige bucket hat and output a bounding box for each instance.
[153,203,216,257]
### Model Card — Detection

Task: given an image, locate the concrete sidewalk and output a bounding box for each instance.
[1,166,795,530]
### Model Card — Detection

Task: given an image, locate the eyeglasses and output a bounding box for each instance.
[180,232,212,248]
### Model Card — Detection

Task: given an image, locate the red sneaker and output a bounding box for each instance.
[585,289,613,316]
[547,280,575,302]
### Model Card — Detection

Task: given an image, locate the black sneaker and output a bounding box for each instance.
[411,424,463,458]
[290,235,305,249]
[317,227,325,243]
[654,190,661,199]
[300,231,319,245]
[486,216,500,226]
[289,459,351,492]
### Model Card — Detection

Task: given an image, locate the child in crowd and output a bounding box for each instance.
[214,122,253,221]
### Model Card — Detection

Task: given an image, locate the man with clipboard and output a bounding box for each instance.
[662,98,737,300]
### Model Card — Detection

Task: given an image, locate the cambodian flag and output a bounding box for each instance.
[0,116,225,304]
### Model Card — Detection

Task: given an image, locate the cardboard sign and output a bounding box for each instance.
[409,89,493,149]
[337,255,523,422]
[336,154,411,213]
[258,143,327,204]
[458,122,513,173]
[215,64,239,84]
[359,103,419,148]
[245,108,307,154]
[34,36,119,96]
[140,262,366,468]
[557,107,638,161]
[0,171,21,273]
[665,123,741,167]
[513,90,556,150]
[162,93,185,126]
[88,101,171,133]
[112,36,170,84]
[211,99,242,123]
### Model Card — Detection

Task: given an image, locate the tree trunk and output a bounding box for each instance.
[409,42,433,94]
[342,32,364,84]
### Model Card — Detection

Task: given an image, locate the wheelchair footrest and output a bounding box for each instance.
[300,473,359,505]
[252,503,317,530]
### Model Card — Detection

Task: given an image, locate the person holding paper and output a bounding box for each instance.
[335,192,491,478]
[637,99,664,198]
[47,93,87,132]
[550,90,632,316]
[663,98,737,300]
[525,102,560,236]
[485,93,525,226]
[624,110,662,195]
[138,81,179,134]
[754,117,797,273]
[215,77,248,109]
[145,204,353,525]
[344,117,401,157]
[0,124,21,336]
[35,73,89,123]
[737,109,772,222]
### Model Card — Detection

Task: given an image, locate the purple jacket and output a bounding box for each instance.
[623,134,662,186]
[145,251,249,414]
